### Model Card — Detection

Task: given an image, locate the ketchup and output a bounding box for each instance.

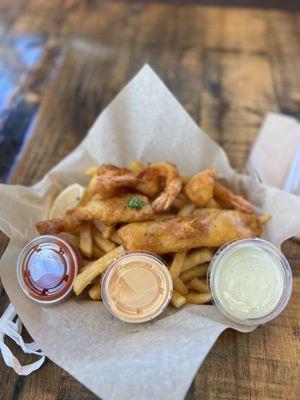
[17,236,81,304]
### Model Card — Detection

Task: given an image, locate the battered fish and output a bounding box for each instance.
[118,210,262,254]
[36,194,154,234]
[36,212,80,235]
[74,194,154,225]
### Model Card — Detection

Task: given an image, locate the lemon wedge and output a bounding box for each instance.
[48,183,85,219]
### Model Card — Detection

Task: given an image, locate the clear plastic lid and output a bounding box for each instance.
[208,238,293,325]
[101,252,173,323]
[17,235,80,305]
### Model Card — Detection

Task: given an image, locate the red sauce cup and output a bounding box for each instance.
[17,235,81,305]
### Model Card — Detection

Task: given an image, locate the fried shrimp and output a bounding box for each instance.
[94,165,137,199]
[87,162,182,212]
[145,162,182,212]
[184,169,216,207]
[80,164,140,205]
[214,182,253,213]
[118,210,262,254]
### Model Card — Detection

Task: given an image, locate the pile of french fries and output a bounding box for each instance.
[169,248,213,308]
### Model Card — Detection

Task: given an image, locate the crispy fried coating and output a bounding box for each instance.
[95,164,138,199]
[148,163,182,212]
[36,194,154,234]
[36,213,80,234]
[184,169,216,207]
[118,210,262,254]
[91,162,182,212]
[73,194,154,225]
[214,182,253,213]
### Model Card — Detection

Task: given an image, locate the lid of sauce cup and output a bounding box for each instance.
[101,252,173,323]
[17,235,80,305]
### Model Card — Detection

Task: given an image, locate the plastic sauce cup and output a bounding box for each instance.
[101,252,173,323]
[17,235,81,305]
[208,238,292,325]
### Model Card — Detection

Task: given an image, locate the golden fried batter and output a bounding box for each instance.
[36,213,80,234]
[147,162,182,212]
[184,169,215,207]
[91,162,182,212]
[95,164,138,199]
[214,182,253,213]
[36,194,154,234]
[118,210,262,254]
[73,194,154,225]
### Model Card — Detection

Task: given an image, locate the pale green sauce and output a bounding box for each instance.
[215,245,284,319]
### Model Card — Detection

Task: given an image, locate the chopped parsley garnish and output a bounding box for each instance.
[128,197,145,210]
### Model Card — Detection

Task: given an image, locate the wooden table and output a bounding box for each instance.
[0,1,299,399]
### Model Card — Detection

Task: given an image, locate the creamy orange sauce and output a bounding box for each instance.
[102,253,172,323]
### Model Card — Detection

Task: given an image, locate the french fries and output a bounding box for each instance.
[110,230,122,245]
[59,232,79,247]
[80,174,98,206]
[189,277,209,293]
[186,292,212,305]
[89,280,102,300]
[93,245,105,259]
[173,277,188,296]
[169,251,186,278]
[74,246,124,295]
[93,221,114,239]
[92,228,116,253]
[181,248,214,272]
[79,261,91,274]
[79,223,93,258]
[171,290,186,308]
[180,264,208,282]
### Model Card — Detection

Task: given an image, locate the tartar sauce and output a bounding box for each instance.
[214,245,284,319]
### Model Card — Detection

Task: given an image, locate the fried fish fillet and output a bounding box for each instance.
[36,212,79,234]
[118,210,262,254]
[73,194,154,225]
[36,194,154,234]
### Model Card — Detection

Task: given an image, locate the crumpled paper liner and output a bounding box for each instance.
[1,65,300,400]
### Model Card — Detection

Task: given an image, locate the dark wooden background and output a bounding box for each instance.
[0,1,299,399]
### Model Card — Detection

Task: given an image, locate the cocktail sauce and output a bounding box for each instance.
[17,235,81,305]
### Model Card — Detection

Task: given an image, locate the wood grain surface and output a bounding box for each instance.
[0,1,299,399]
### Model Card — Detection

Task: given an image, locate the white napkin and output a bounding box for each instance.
[247,112,300,195]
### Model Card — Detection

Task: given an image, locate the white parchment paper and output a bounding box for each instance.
[1,65,300,400]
